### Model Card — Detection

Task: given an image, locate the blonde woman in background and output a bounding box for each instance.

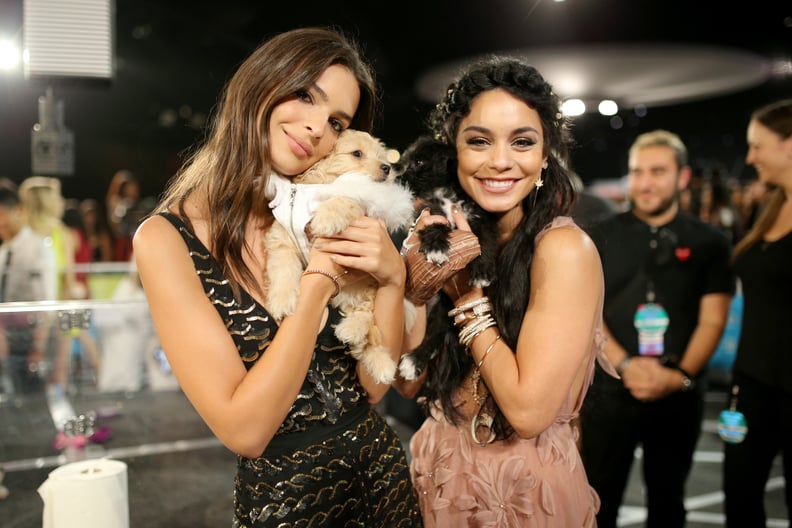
[19,176,99,388]
[19,177,80,301]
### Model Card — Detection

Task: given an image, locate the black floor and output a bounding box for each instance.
[0,385,788,527]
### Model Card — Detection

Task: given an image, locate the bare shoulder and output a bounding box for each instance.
[535,223,600,266]
[132,214,194,277]
[531,222,603,303]
[133,214,181,255]
[132,214,208,306]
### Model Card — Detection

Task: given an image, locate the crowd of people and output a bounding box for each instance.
[0,25,789,527]
[0,169,156,396]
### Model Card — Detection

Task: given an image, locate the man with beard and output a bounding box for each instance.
[580,130,736,528]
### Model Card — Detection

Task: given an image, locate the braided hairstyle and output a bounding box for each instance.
[420,57,577,438]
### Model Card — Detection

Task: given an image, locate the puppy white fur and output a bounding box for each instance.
[265,129,416,383]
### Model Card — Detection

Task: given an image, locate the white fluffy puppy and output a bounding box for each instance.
[265,129,415,383]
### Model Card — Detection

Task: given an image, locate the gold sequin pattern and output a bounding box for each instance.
[234,410,421,527]
[160,213,421,526]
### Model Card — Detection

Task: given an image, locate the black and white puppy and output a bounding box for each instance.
[396,135,498,288]
[395,135,499,379]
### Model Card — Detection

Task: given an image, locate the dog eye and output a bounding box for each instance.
[351,150,363,158]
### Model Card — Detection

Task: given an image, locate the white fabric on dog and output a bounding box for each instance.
[266,172,415,262]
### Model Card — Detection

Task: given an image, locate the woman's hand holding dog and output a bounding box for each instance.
[403,206,483,305]
[312,215,405,290]
[440,209,485,304]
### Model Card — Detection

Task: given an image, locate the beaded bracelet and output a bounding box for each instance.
[302,269,347,298]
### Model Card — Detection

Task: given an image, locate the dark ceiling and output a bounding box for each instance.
[0,0,790,202]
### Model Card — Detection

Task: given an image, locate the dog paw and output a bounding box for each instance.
[398,354,419,381]
[422,248,450,265]
[361,346,397,384]
[267,291,297,321]
[310,199,358,236]
[469,276,492,289]
[334,312,373,346]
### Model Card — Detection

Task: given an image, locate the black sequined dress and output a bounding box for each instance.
[161,213,421,527]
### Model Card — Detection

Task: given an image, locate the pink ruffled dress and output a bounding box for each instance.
[409,217,615,528]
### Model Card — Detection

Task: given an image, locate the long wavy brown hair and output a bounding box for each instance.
[155,27,377,298]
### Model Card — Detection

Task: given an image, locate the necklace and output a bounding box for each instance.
[467,367,496,446]
[468,368,487,407]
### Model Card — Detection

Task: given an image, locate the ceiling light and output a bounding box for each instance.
[416,44,771,112]
[0,40,19,70]
[598,100,619,116]
[561,99,586,116]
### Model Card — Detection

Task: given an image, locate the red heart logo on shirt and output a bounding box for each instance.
[675,247,691,261]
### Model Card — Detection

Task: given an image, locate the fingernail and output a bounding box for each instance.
[451,205,459,214]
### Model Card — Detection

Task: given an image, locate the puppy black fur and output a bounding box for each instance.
[396,136,499,286]
[395,135,499,379]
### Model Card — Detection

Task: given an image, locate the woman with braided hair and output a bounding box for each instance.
[395,56,616,527]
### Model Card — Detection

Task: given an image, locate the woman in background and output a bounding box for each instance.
[19,177,77,301]
[724,99,792,527]
[79,198,114,263]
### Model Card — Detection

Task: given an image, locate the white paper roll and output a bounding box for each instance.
[38,458,129,528]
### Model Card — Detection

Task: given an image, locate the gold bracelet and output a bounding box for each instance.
[477,334,501,369]
[302,269,347,298]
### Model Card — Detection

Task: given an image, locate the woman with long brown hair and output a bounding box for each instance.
[723,99,792,527]
[133,27,421,526]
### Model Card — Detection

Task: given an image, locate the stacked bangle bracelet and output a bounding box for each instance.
[449,296,498,348]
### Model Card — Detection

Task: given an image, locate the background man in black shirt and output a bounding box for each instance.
[580,129,736,528]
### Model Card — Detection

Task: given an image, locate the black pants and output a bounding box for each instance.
[580,365,704,528]
[723,372,792,528]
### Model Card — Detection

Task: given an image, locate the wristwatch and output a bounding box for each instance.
[675,366,695,392]
[615,356,631,377]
